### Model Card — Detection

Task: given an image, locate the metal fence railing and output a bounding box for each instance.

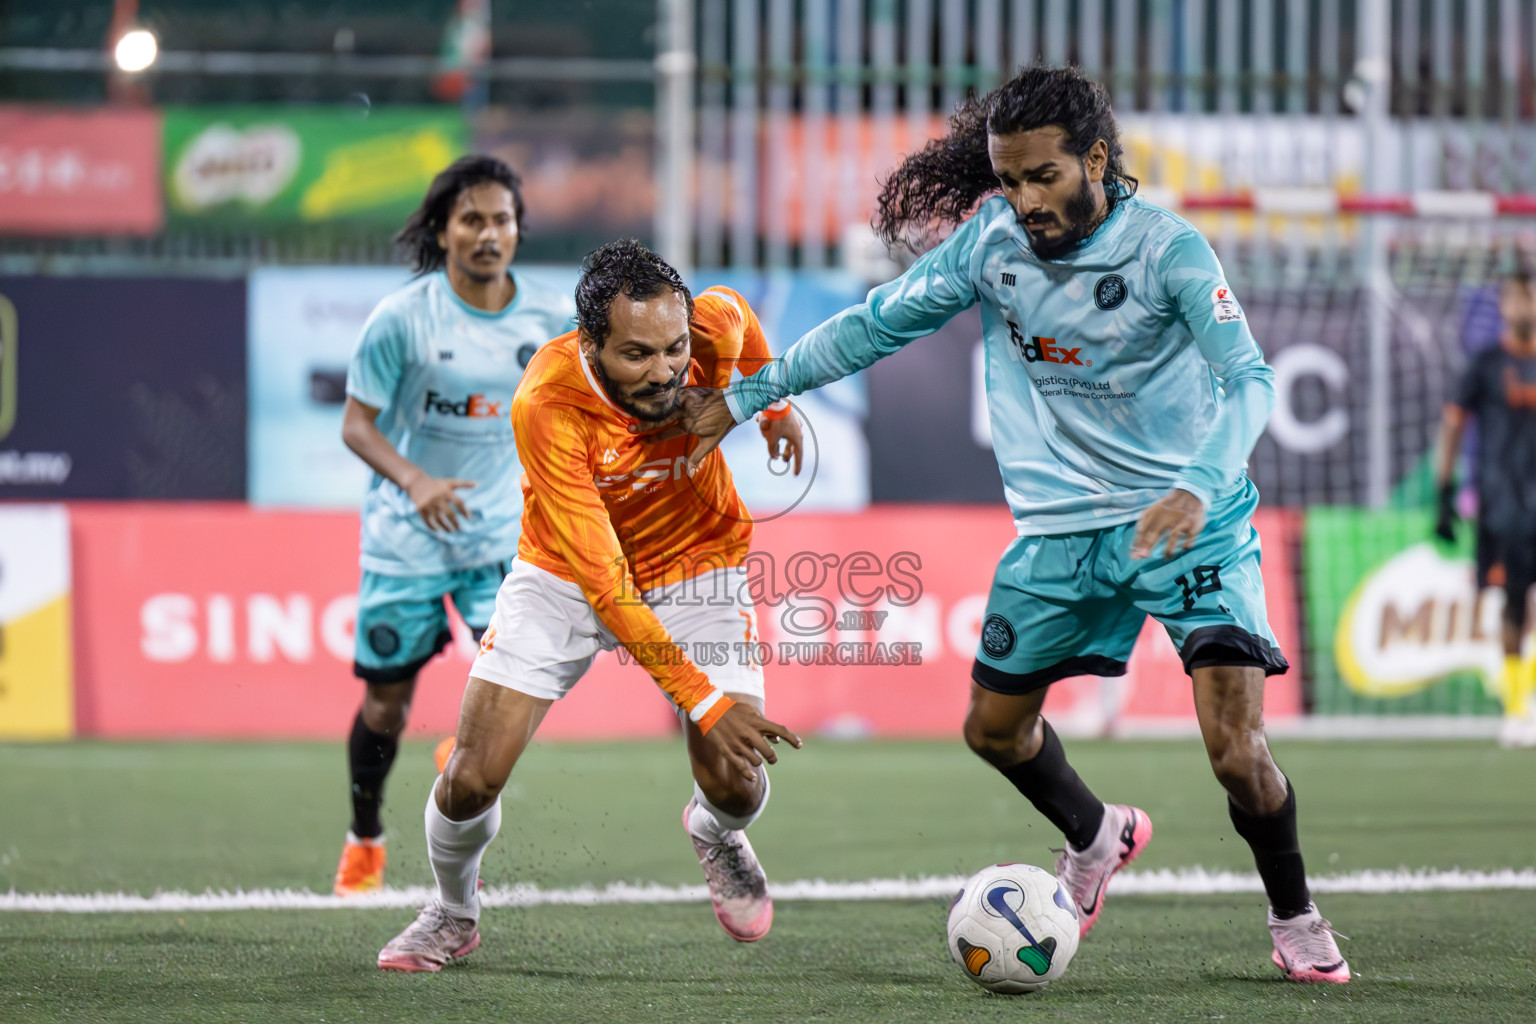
[676,0,1536,270]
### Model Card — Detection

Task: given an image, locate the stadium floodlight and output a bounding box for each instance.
[113,28,158,73]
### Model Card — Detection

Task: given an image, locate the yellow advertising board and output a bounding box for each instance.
[0,505,73,738]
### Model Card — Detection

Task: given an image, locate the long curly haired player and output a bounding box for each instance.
[377,240,804,972]
[671,66,1349,983]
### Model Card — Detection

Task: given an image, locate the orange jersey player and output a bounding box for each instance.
[379,240,804,974]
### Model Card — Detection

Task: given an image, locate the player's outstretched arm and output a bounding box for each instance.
[703,702,804,782]
[341,396,474,531]
[726,209,987,423]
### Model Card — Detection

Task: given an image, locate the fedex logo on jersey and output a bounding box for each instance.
[1006,320,1088,367]
[423,390,504,419]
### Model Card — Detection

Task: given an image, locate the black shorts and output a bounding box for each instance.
[1477,524,1536,626]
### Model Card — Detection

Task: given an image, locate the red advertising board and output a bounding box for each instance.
[69,504,1301,740]
[0,107,163,236]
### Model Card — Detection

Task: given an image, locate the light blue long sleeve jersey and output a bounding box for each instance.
[725,193,1276,537]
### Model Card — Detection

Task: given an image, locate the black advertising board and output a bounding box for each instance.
[0,276,246,499]
[864,306,1006,504]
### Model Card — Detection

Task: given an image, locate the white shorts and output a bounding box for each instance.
[470,557,766,706]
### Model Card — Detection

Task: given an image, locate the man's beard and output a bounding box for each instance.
[591,354,686,422]
[1020,173,1100,261]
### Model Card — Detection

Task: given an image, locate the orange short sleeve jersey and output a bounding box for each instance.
[510,287,773,728]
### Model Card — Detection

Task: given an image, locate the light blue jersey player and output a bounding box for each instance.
[678,68,1348,982]
[333,156,573,895]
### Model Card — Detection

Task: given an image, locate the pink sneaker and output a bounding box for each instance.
[377,901,481,973]
[1054,804,1153,938]
[683,798,773,942]
[1269,906,1351,983]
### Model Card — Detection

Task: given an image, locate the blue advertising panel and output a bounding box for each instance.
[247,266,410,508]
[248,265,580,508]
[0,276,246,499]
[700,270,870,515]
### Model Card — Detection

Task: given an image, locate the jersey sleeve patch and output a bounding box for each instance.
[1211,284,1244,324]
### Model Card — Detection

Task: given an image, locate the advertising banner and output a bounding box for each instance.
[0,505,73,739]
[474,108,654,254]
[1304,507,1523,715]
[247,267,869,512]
[866,307,1002,503]
[0,107,163,236]
[69,504,1298,740]
[247,266,414,508]
[164,107,466,225]
[0,277,246,499]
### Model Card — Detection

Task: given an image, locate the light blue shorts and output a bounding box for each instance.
[353,563,508,684]
[973,480,1287,695]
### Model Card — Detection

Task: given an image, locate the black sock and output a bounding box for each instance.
[996,720,1106,851]
[348,711,399,839]
[1228,780,1312,918]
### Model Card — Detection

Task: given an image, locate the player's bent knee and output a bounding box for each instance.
[694,758,766,816]
[361,683,415,736]
[1205,728,1273,798]
[694,765,769,830]
[700,778,760,819]
[440,755,504,820]
[962,707,1039,765]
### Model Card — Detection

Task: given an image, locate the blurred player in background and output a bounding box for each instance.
[673,66,1348,983]
[376,240,804,972]
[1435,269,1536,748]
[333,155,575,895]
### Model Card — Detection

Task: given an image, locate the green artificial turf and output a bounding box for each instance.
[2,738,1533,1023]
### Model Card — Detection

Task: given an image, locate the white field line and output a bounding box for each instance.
[3,867,1535,913]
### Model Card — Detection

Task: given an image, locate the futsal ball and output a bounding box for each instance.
[946,863,1080,994]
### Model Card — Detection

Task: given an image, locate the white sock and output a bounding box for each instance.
[689,767,769,841]
[425,782,501,922]
[1077,803,1121,861]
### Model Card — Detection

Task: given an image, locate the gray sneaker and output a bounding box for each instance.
[683,797,773,942]
[377,901,481,973]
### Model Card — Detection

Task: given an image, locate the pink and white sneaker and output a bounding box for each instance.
[1269,905,1351,983]
[377,901,481,973]
[1054,803,1153,938]
[683,798,773,942]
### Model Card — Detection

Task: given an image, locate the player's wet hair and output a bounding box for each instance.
[396,154,525,274]
[576,238,695,348]
[874,65,1137,251]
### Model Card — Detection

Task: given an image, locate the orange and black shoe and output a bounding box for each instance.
[333,832,387,896]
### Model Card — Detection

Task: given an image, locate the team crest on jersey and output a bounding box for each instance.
[1094,275,1127,310]
[367,625,401,658]
[981,615,1016,659]
[518,342,538,368]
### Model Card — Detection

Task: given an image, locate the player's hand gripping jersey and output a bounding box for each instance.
[346,271,575,574]
[512,288,772,729]
[727,194,1277,535]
